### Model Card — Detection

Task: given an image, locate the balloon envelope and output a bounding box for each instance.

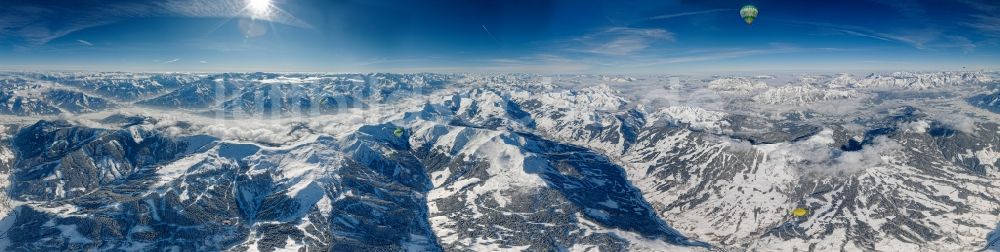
[792,207,809,217]
[740,5,758,25]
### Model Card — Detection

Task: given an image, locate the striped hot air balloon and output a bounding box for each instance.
[740,5,758,25]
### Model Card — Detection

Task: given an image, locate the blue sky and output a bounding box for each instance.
[0,0,998,73]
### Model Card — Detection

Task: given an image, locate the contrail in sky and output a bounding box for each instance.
[481,24,500,46]
[648,9,733,20]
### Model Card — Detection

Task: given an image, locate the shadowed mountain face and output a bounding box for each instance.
[970,91,1000,114]
[0,71,998,251]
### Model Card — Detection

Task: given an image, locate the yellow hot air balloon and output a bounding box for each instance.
[791,207,809,217]
[740,5,758,25]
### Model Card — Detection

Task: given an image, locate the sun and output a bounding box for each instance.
[247,0,272,19]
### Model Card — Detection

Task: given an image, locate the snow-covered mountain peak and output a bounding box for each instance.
[648,106,729,133]
[707,77,769,95]
[752,84,865,105]
[826,74,857,88]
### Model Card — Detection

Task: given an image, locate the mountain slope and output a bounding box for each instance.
[0,71,998,251]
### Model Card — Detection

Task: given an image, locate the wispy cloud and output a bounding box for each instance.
[388,62,590,73]
[76,40,94,46]
[946,36,976,53]
[365,54,590,73]
[158,0,312,28]
[625,46,802,67]
[867,0,926,18]
[648,9,732,20]
[199,60,208,64]
[957,0,998,12]
[477,56,590,72]
[785,20,938,50]
[836,28,937,50]
[963,14,1000,37]
[0,5,134,48]
[0,0,313,47]
[860,60,915,65]
[356,57,439,67]
[572,27,674,56]
[164,58,180,64]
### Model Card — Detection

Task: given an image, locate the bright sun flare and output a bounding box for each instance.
[247,0,272,18]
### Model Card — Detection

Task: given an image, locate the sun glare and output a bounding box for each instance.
[247,0,272,18]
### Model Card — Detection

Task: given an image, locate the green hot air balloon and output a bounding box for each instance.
[393,127,405,138]
[740,5,758,25]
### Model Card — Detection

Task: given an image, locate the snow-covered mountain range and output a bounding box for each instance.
[0,71,998,251]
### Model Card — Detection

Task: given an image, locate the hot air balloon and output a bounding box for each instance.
[791,207,809,217]
[740,5,758,25]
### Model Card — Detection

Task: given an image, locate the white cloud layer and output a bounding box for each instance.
[750,129,905,176]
